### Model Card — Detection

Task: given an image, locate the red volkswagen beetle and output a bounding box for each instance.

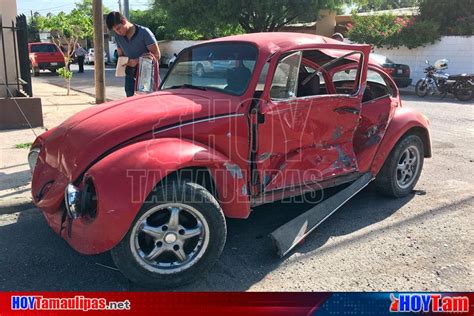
[29,33,431,288]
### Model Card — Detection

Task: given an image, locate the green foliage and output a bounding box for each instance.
[355,0,418,12]
[57,67,73,80]
[157,0,344,34]
[347,13,441,48]
[15,142,32,149]
[418,0,474,35]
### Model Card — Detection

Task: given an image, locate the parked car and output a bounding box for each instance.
[84,48,108,64]
[28,42,65,76]
[371,53,412,88]
[29,33,431,288]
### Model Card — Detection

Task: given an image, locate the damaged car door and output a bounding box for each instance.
[252,46,370,200]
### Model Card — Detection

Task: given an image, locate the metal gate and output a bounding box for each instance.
[0,14,32,97]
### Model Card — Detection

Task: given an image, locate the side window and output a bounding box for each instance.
[363,69,394,102]
[255,62,269,92]
[270,51,302,100]
[332,69,358,95]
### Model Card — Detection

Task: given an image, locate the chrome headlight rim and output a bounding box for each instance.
[65,183,81,220]
[28,147,41,174]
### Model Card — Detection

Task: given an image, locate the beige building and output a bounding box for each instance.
[0,0,19,97]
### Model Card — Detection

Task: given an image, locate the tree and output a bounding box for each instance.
[354,0,418,12]
[418,0,473,35]
[38,9,93,95]
[157,0,345,35]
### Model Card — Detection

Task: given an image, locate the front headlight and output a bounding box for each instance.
[65,183,81,219]
[28,147,40,174]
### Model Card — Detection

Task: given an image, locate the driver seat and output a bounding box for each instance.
[225,65,251,94]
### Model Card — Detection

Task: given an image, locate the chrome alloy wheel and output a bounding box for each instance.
[130,203,210,274]
[396,145,421,189]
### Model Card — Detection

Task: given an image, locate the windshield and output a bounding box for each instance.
[31,44,59,53]
[161,42,258,95]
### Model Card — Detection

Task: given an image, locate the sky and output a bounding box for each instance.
[17,0,151,16]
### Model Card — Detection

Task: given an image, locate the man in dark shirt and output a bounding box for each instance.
[106,11,161,97]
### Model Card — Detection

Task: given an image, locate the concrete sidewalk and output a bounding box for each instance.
[0,82,97,213]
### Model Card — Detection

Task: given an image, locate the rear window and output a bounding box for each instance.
[31,44,59,53]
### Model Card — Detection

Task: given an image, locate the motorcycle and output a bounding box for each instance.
[415,59,474,101]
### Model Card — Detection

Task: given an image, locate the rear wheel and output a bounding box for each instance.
[453,80,474,101]
[111,181,226,288]
[375,134,424,197]
[415,79,428,97]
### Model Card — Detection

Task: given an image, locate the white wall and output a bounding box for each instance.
[373,36,474,84]
[158,40,203,63]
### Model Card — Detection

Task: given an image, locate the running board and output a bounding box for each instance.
[270,172,374,257]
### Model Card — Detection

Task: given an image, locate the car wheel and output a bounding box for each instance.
[111,180,226,288]
[453,80,474,101]
[196,63,205,77]
[375,134,424,198]
[415,79,428,97]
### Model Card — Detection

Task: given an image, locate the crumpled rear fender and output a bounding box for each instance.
[370,107,431,175]
[64,137,250,255]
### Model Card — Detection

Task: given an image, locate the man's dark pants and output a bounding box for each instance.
[77,56,85,73]
[125,66,136,97]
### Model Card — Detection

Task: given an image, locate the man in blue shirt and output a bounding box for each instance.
[106,12,161,97]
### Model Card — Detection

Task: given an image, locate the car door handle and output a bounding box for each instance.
[334,106,360,115]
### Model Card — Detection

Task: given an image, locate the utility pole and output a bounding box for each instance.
[118,0,123,14]
[92,0,106,104]
[123,0,129,19]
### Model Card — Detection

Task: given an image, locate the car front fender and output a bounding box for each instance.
[66,137,250,255]
[370,107,431,176]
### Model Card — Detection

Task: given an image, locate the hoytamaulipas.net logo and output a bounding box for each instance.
[11,295,131,311]
[390,293,469,313]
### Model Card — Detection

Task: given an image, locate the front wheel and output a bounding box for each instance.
[453,80,474,101]
[415,79,428,97]
[375,134,424,197]
[111,181,227,288]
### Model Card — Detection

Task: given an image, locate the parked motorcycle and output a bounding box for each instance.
[415,59,474,101]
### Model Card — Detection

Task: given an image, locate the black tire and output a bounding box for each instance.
[196,63,205,77]
[50,69,57,74]
[453,80,474,101]
[415,79,428,97]
[111,181,226,288]
[375,134,424,197]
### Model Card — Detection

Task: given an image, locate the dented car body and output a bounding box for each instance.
[30,33,431,287]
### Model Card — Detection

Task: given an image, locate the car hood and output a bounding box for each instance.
[40,89,236,181]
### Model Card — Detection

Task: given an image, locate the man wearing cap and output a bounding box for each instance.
[106,11,161,97]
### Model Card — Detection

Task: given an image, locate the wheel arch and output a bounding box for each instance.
[370,108,431,176]
[64,137,250,255]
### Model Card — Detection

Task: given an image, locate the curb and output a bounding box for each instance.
[42,81,115,102]
[0,197,35,215]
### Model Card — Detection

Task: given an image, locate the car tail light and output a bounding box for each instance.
[383,67,395,75]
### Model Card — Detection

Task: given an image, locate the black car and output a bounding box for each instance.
[371,53,412,88]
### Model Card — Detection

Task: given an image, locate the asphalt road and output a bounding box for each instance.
[0,93,472,291]
[34,64,169,101]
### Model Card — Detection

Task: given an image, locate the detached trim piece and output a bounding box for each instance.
[270,172,374,257]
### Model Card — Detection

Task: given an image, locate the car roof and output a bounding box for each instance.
[203,32,381,66]
[206,32,341,51]
[29,42,57,45]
